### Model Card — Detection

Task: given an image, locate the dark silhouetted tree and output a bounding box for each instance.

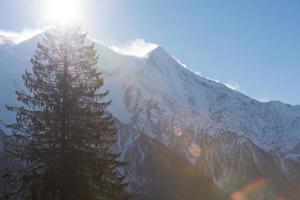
[4,26,127,200]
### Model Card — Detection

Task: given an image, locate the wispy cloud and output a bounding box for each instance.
[0,27,45,44]
[223,80,240,90]
[110,39,158,57]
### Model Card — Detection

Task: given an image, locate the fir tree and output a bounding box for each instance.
[4,26,127,200]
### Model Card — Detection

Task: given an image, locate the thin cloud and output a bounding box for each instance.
[0,27,45,44]
[224,80,240,90]
[110,39,158,57]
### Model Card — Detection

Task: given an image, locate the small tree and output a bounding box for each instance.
[4,26,127,200]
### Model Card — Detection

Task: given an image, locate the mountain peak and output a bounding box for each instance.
[147,45,168,57]
[146,45,182,69]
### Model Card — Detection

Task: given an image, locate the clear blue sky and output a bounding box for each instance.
[0,0,300,105]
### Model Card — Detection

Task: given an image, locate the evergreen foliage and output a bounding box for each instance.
[4,26,127,200]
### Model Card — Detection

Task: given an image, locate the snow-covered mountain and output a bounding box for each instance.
[0,33,300,199]
[105,45,300,154]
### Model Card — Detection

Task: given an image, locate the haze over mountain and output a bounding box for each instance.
[0,33,300,199]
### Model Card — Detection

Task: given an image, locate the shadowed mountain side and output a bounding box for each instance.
[0,130,21,195]
[283,181,300,200]
[124,134,228,200]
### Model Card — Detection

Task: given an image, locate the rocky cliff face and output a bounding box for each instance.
[0,33,300,199]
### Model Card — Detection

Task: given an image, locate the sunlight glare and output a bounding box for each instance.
[45,0,82,25]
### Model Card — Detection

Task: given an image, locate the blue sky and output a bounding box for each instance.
[0,0,300,105]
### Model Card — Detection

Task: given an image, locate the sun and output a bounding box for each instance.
[45,0,82,25]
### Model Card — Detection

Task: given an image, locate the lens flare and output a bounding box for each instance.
[231,191,244,200]
[173,127,183,137]
[230,177,267,200]
[188,143,201,158]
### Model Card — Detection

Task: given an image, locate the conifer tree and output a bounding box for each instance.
[4,26,127,200]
